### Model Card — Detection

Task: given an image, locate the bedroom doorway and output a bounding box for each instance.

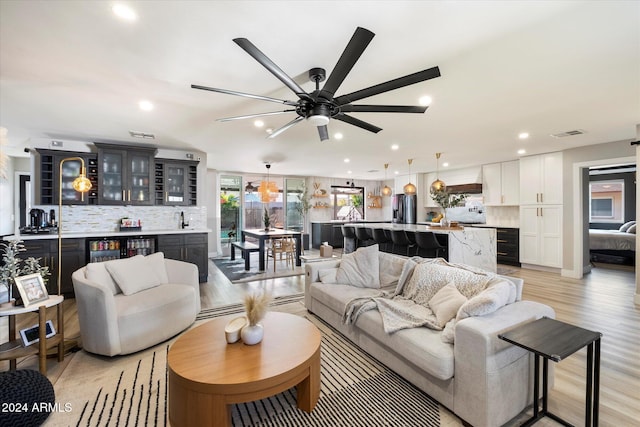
[583,162,636,271]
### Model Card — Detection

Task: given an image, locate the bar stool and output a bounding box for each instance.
[390,229,416,256]
[371,228,392,253]
[341,225,357,248]
[414,231,445,258]
[354,226,375,247]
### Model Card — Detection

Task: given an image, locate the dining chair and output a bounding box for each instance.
[266,237,295,272]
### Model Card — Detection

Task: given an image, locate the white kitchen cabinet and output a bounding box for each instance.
[519,205,562,268]
[519,152,563,205]
[482,161,520,206]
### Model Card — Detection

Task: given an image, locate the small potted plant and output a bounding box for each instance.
[241,291,272,345]
[263,206,271,231]
[0,240,50,307]
[429,188,467,226]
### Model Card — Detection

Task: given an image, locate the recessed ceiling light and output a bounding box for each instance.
[347,170,352,174]
[265,128,273,134]
[344,158,350,163]
[518,149,526,155]
[518,132,529,139]
[113,3,137,21]
[254,120,264,128]
[419,95,432,106]
[334,132,343,140]
[391,144,399,150]
[394,170,399,175]
[138,100,153,111]
[442,162,449,168]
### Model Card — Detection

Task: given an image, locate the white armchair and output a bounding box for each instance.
[72,252,201,356]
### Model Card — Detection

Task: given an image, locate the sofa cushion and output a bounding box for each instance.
[429,282,467,327]
[310,282,390,314]
[355,309,454,380]
[105,255,163,296]
[85,262,120,295]
[335,244,380,288]
[319,268,338,284]
[146,251,169,284]
[379,253,406,287]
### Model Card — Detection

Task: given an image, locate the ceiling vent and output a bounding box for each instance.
[551,129,586,138]
[129,131,155,139]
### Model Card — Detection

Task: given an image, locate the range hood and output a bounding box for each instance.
[445,183,483,194]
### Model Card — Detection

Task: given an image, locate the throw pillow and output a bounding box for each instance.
[627,224,636,234]
[619,221,636,232]
[379,253,406,287]
[105,255,163,296]
[456,279,516,321]
[318,268,338,284]
[146,252,169,284]
[85,262,120,295]
[428,282,467,327]
[335,244,381,288]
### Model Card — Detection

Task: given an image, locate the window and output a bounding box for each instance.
[331,185,365,221]
[589,180,624,223]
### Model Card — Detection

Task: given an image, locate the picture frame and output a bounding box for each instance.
[14,273,49,307]
[19,320,56,346]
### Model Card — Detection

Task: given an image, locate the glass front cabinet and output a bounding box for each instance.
[154,160,198,206]
[96,143,155,206]
[35,149,98,205]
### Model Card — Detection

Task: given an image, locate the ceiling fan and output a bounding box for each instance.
[192,27,441,141]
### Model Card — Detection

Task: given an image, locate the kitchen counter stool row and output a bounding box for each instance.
[342,225,447,259]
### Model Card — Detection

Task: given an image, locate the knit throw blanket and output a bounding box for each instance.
[342,258,516,342]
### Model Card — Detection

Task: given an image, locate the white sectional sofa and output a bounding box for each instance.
[72,252,201,356]
[305,246,555,427]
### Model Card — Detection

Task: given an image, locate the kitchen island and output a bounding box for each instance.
[346,223,496,273]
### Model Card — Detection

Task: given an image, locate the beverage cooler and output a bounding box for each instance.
[87,236,157,263]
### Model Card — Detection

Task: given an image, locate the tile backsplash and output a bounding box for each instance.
[34,205,207,233]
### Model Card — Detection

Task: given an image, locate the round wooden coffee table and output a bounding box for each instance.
[168,311,321,427]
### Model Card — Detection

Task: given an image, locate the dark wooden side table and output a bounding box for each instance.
[498,317,602,427]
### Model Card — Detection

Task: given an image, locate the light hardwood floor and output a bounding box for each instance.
[5,260,639,426]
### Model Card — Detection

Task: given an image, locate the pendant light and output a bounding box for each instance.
[381,163,392,196]
[403,159,417,195]
[430,152,446,192]
[259,163,277,203]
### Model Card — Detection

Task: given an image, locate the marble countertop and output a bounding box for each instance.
[3,228,211,241]
[347,222,467,233]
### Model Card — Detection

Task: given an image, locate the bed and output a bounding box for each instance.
[589,221,636,265]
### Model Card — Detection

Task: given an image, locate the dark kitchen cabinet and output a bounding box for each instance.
[22,238,85,296]
[157,233,208,282]
[154,160,198,206]
[496,227,520,266]
[95,143,155,205]
[35,149,98,205]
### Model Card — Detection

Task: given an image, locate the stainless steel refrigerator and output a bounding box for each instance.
[392,194,417,224]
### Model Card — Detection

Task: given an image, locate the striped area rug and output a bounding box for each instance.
[46,299,461,427]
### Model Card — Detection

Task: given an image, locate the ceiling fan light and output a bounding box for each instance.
[307,114,330,126]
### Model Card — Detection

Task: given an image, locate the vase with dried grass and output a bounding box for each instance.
[241,291,272,345]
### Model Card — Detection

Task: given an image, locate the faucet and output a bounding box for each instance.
[180,211,189,229]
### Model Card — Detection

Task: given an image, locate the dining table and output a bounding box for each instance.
[241,228,302,271]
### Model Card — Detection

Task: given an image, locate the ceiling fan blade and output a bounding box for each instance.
[233,38,311,100]
[318,27,375,99]
[191,85,298,106]
[267,116,304,139]
[217,110,296,122]
[333,113,382,134]
[317,125,329,141]
[340,105,427,113]
[334,66,441,105]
